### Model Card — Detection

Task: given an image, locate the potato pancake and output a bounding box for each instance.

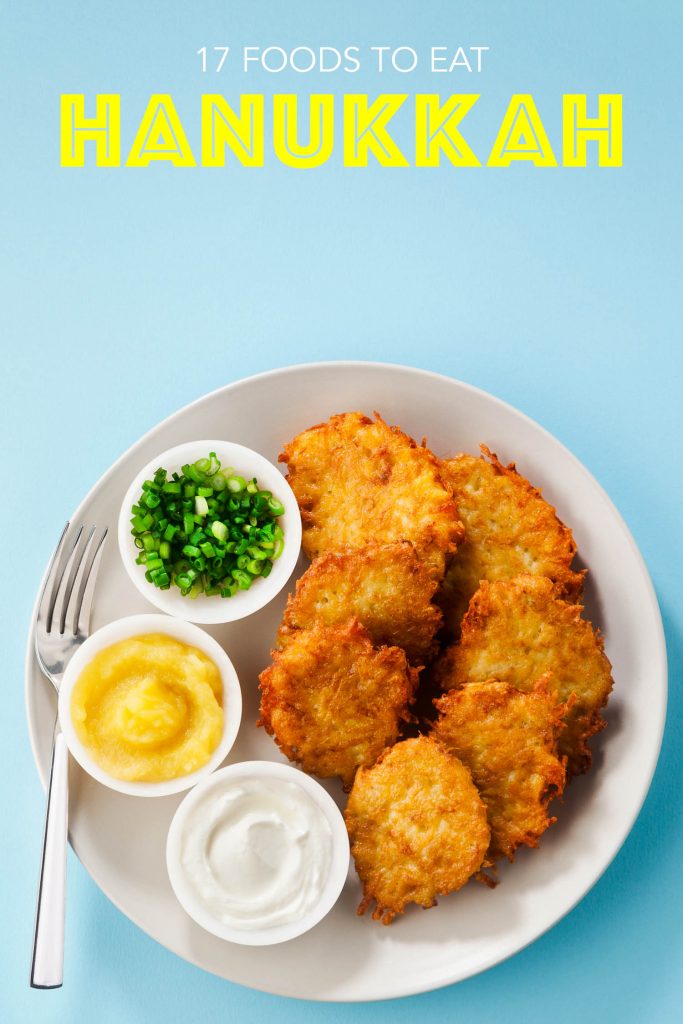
[345,736,490,923]
[433,678,566,860]
[280,412,463,574]
[438,447,584,633]
[436,575,613,775]
[259,621,418,789]
[278,540,442,664]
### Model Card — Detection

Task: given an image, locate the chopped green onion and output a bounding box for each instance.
[227,475,247,494]
[211,521,228,542]
[129,452,285,600]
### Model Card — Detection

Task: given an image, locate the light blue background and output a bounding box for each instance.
[2,1,681,1021]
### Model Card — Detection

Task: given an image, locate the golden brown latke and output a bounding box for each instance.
[438,447,585,633]
[345,736,490,924]
[433,678,567,861]
[435,575,613,775]
[280,412,464,574]
[258,621,418,789]
[277,541,442,664]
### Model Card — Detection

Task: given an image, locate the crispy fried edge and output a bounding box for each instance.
[476,446,585,599]
[279,411,464,568]
[433,676,568,862]
[258,619,419,788]
[345,736,490,924]
[435,575,613,775]
[277,540,443,663]
[438,445,586,634]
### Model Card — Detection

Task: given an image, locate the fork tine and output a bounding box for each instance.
[58,527,96,634]
[70,527,108,636]
[46,526,83,633]
[47,525,86,633]
[36,523,69,618]
[35,523,78,635]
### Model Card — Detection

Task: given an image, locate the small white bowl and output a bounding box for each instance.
[58,614,242,797]
[118,440,302,624]
[166,761,350,946]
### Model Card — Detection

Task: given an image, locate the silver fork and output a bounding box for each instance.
[30,522,108,989]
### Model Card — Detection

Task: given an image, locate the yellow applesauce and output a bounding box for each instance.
[71,633,224,782]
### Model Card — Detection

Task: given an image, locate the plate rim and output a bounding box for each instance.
[24,360,668,1001]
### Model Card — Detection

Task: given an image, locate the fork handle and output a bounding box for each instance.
[30,726,68,988]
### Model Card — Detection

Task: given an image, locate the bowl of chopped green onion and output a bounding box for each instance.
[118,441,302,623]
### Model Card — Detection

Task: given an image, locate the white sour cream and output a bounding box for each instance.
[179,777,333,931]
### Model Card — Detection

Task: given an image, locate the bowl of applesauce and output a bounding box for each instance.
[57,614,242,797]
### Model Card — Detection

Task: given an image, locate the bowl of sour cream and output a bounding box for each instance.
[165,760,350,945]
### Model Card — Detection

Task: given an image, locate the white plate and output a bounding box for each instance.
[25,362,667,1002]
